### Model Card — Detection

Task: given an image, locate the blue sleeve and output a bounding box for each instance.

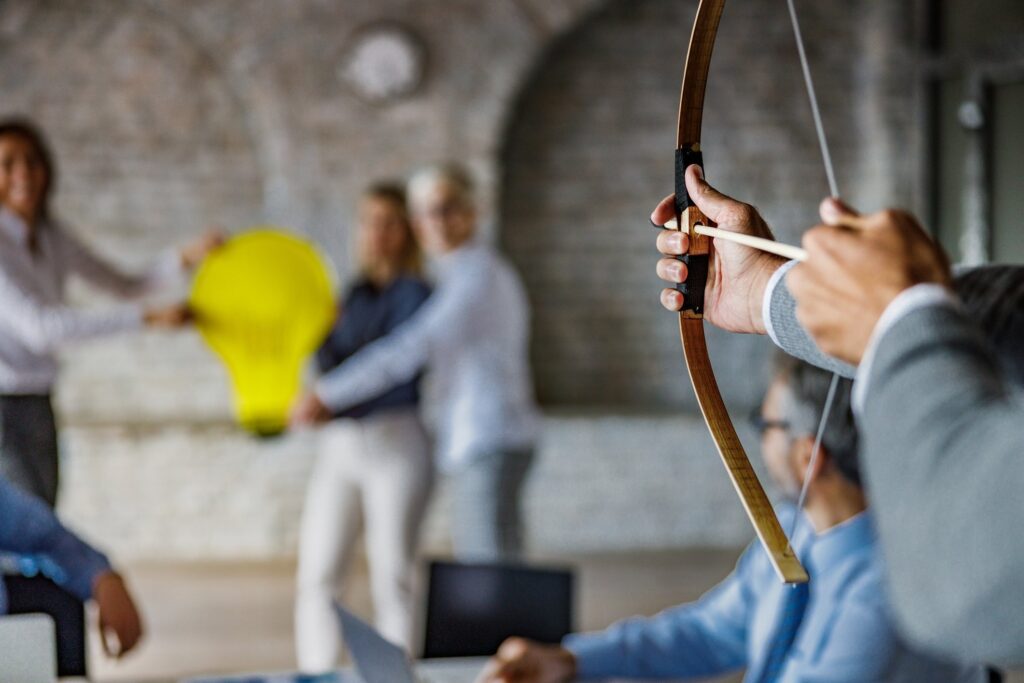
[563,545,758,679]
[0,478,111,602]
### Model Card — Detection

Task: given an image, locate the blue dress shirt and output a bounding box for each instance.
[0,477,111,613]
[564,509,984,682]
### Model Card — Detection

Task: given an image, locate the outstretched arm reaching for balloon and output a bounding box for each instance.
[290,252,486,427]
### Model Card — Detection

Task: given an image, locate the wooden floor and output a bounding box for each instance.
[87,549,745,682]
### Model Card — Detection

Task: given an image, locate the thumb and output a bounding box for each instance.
[683,164,739,223]
[818,196,859,226]
[498,637,529,660]
[99,618,115,657]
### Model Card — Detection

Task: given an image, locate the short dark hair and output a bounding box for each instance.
[954,265,1024,387]
[774,354,860,486]
[0,118,56,219]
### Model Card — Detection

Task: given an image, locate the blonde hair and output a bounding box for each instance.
[359,181,422,276]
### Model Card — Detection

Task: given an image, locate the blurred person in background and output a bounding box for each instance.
[0,118,220,508]
[292,163,539,564]
[293,183,432,670]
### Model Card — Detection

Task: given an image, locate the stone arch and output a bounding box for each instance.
[499,0,879,410]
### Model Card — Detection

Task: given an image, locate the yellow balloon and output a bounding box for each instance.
[190,228,335,436]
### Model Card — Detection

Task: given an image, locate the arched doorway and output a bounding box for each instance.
[499,0,917,411]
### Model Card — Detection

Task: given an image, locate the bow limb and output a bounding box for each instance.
[672,0,808,584]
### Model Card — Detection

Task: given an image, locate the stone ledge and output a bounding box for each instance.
[57,409,764,562]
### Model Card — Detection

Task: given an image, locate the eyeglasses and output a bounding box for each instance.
[420,200,467,220]
[749,409,790,436]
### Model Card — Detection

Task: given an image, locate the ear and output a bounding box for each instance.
[790,435,827,488]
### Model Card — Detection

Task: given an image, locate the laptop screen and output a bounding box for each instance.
[336,605,416,683]
[423,561,573,659]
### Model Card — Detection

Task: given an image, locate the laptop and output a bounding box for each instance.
[423,561,573,659]
[334,604,424,683]
[0,613,57,683]
[185,605,483,683]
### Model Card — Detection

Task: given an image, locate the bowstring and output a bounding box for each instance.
[785,0,839,200]
[784,0,842,542]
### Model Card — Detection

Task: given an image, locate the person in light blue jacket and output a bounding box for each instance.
[477,356,985,682]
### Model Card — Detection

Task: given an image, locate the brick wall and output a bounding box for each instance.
[0,0,924,560]
[502,0,923,409]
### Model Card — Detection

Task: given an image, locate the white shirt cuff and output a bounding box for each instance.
[313,378,339,411]
[852,284,958,414]
[763,260,798,346]
[153,249,188,282]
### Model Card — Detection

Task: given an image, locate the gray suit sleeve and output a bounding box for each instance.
[767,272,856,378]
[859,303,1024,666]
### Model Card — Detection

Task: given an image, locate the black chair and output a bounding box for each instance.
[422,560,573,659]
[3,574,87,677]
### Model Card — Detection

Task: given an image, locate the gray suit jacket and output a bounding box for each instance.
[769,275,1024,666]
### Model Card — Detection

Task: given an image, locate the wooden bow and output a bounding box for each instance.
[670,0,808,584]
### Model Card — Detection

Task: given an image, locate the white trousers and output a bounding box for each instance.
[294,410,433,673]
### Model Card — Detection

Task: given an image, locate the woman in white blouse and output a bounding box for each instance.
[0,119,219,507]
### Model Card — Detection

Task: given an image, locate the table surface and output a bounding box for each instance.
[174,658,679,683]
[182,657,487,683]
[62,656,683,683]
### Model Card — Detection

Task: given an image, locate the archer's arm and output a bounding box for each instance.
[857,296,1024,666]
[764,261,856,378]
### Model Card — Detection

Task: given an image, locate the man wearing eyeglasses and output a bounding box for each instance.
[654,167,1024,667]
[476,356,983,682]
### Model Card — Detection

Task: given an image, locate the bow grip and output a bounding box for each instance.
[674,144,710,318]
